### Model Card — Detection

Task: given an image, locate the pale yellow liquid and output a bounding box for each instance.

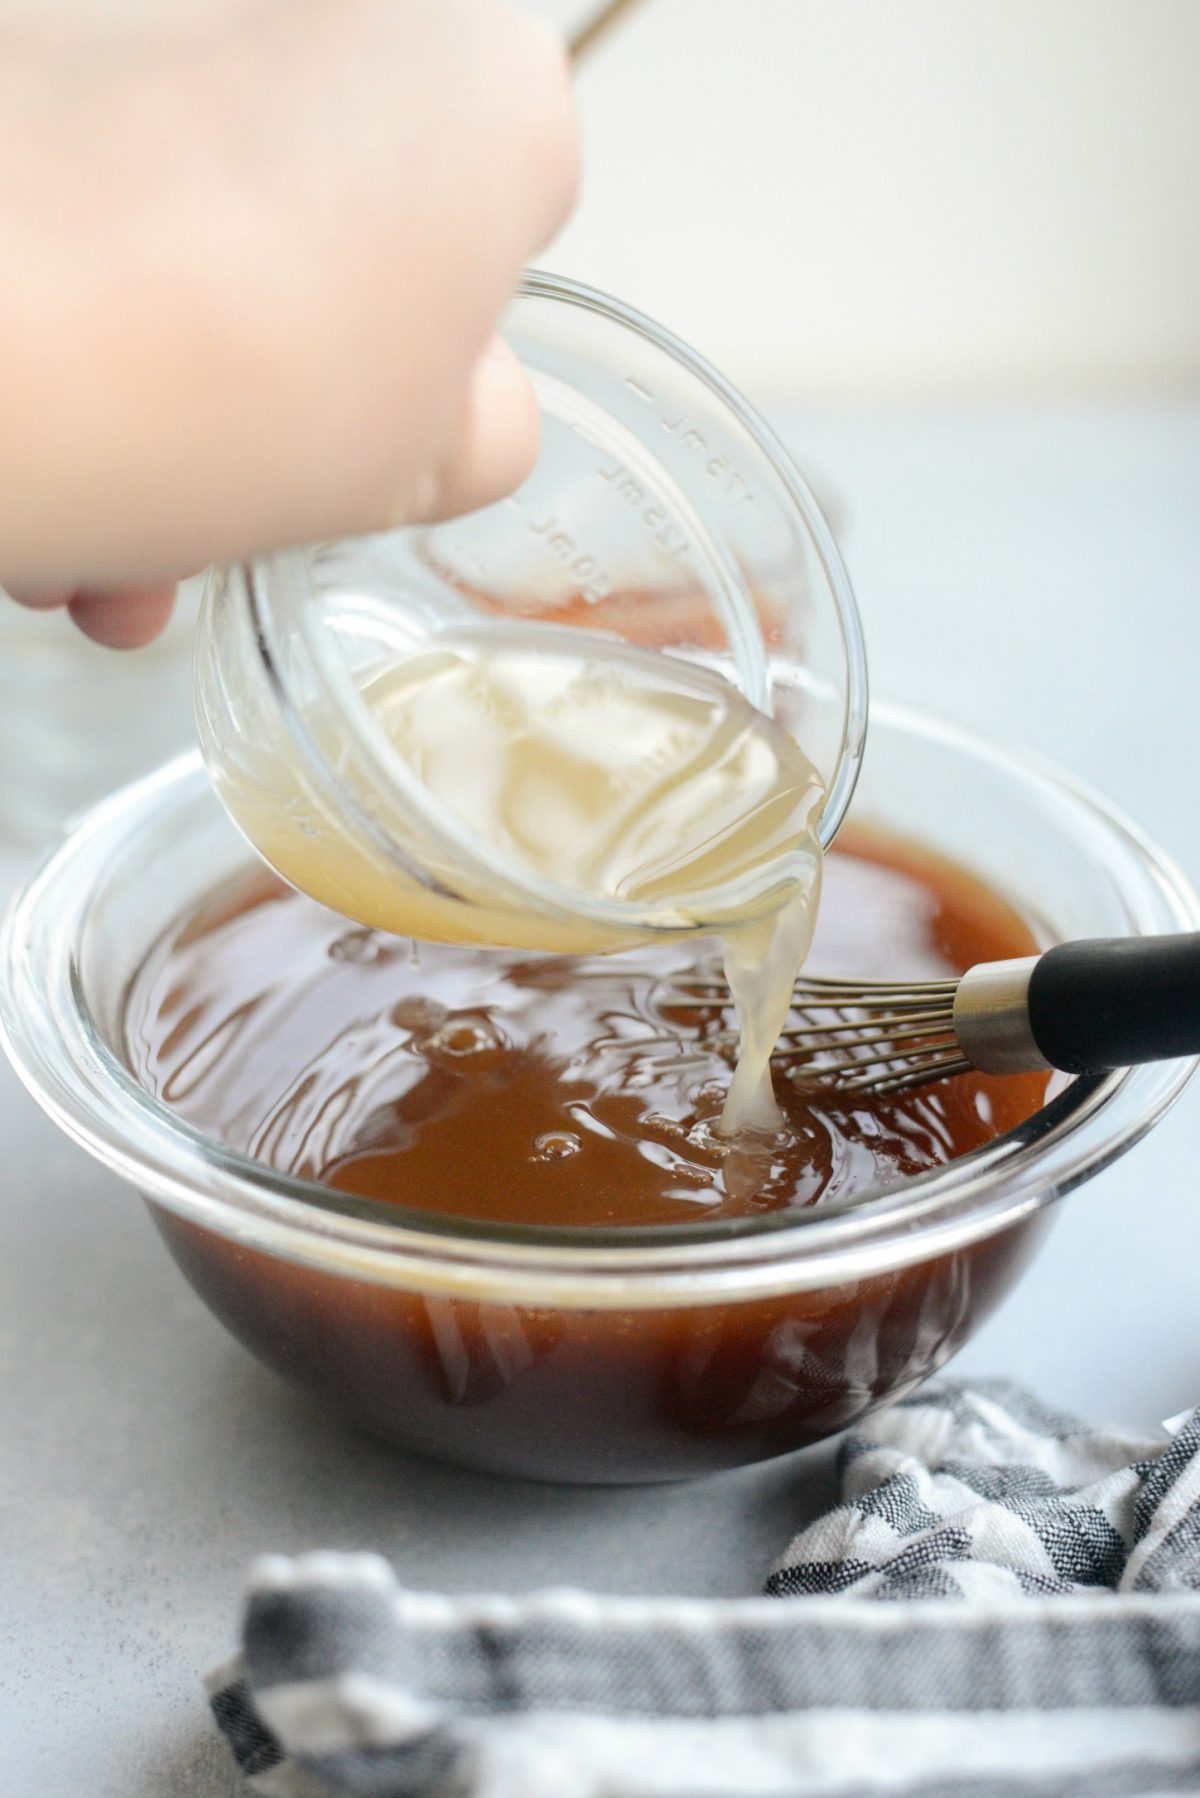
[216,629,824,1132]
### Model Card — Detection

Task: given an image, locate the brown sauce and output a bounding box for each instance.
[125,825,1048,1227]
[125,827,1052,1480]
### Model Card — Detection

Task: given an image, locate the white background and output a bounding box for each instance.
[532,0,1200,401]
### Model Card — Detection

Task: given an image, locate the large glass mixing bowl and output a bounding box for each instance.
[2,704,1196,1481]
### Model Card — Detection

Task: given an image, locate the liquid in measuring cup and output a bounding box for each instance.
[211,626,825,1134]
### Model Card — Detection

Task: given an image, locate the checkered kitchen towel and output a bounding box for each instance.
[208,1381,1200,1797]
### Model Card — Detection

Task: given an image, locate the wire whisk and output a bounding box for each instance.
[667,934,1200,1097]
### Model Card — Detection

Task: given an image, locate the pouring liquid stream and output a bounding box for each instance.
[213,626,825,1137]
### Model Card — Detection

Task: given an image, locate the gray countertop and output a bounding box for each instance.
[3,405,1199,1796]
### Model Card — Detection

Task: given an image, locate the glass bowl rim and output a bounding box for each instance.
[2,699,1197,1307]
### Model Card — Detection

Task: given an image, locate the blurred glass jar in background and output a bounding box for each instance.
[0,577,200,852]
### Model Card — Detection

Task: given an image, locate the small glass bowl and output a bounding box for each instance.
[194,271,867,952]
[3,703,1197,1482]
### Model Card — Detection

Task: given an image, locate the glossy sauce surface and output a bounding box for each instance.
[124,826,1049,1228]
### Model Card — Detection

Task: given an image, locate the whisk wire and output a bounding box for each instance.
[775,1014,955,1046]
[842,1056,975,1096]
[785,1036,959,1075]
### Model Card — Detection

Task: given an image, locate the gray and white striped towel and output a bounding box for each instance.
[208,1380,1200,1797]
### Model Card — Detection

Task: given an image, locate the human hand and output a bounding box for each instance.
[0,0,577,645]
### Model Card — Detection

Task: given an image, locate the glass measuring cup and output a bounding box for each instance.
[194,271,867,953]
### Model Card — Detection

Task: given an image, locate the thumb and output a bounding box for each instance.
[409,333,540,526]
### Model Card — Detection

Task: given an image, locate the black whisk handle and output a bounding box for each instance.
[1027,933,1200,1074]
